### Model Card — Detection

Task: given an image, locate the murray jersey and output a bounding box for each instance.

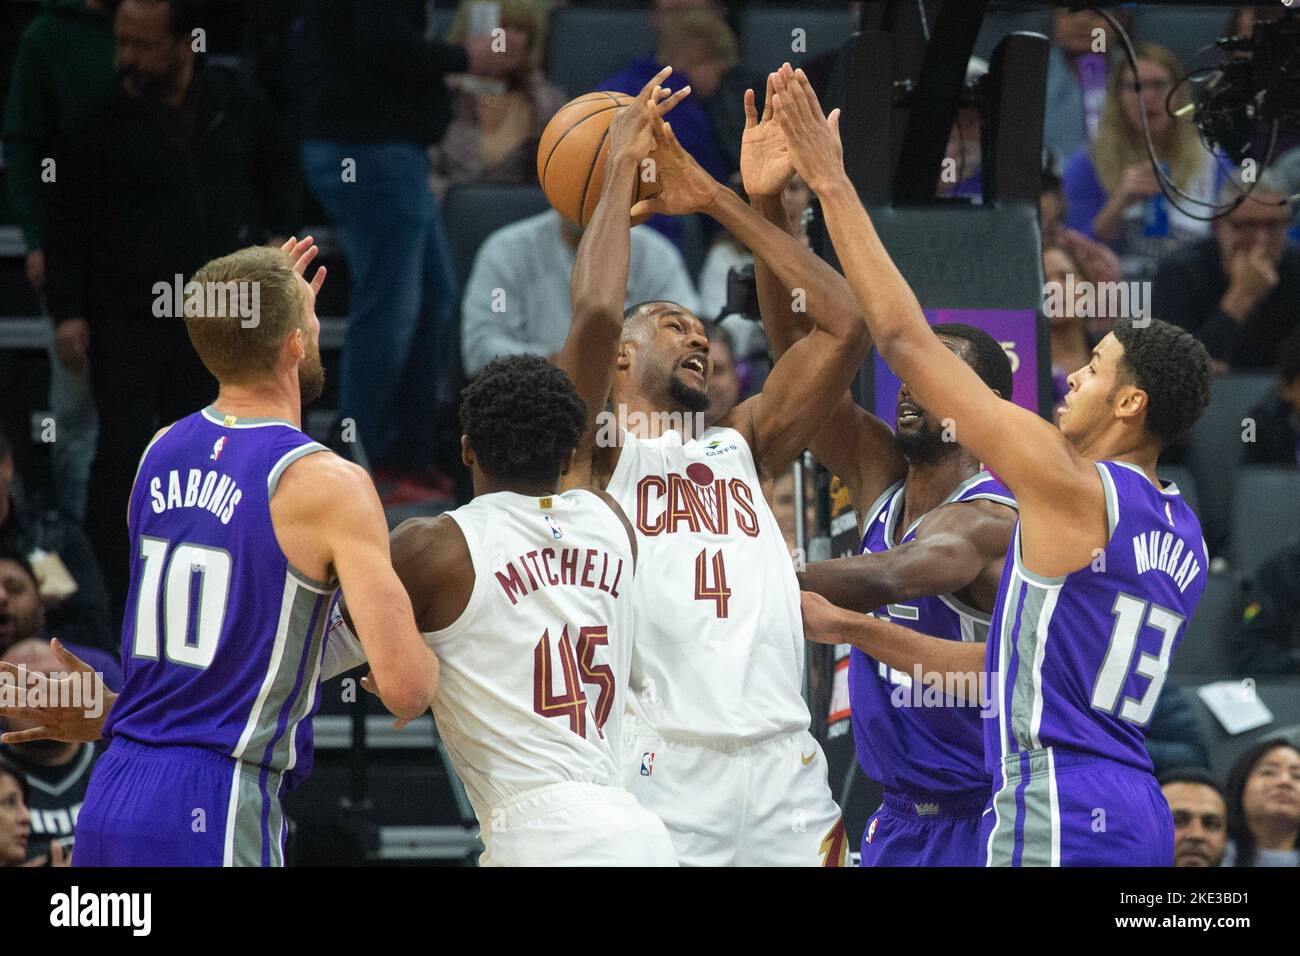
[985,461,1207,774]
[851,472,1016,796]
[424,489,637,824]
[106,407,336,787]
[604,425,809,741]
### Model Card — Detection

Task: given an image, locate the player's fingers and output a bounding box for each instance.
[50,638,92,674]
[657,85,690,117]
[310,265,327,297]
[762,73,777,123]
[743,88,757,128]
[1,726,54,745]
[638,66,672,103]
[291,242,319,275]
[629,198,658,220]
[279,236,297,253]
[827,107,842,138]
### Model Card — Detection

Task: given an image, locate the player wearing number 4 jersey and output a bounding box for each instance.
[772,66,1213,866]
[323,356,676,866]
[1,240,440,866]
[556,69,864,865]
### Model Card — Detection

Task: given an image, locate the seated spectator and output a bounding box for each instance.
[936,57,988,201]
[1154,172,1299,372]
[1243,327,1300,467]
[1043,8,1127,172]
[0,428,112,656]
[1144,678,1209,775]
[1224,738,1300,866]
[1042,244,1099,411]
[0,757,35,866]
[428,0,568,201]
[703,325,742,428]
[1063,43,1216,281]
[1233,537,1300,674]
[600,6,744,247]
[460,209,698,377]
[1159,767,1229,867]
[1041,165,1122,288]
[0,551,121,692]
[0,639,103,863]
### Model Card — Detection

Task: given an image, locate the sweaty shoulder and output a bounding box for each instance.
[390,514,474,632]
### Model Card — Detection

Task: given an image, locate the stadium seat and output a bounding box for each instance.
[1185,677,1300,779]
[440,184,552,292]
[1156,463,1200,520]
[736,6,857,77]
[972,7,1054,63]
[1184,373,1274,557]
[543,7,653,98]
[1130,4,1232,71]
[1172,573,1242,677]
[1230,467,1300,580]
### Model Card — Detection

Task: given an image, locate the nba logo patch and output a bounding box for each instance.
[545,515,563,540]
[866,817,879,844]
[1164,502,1174,527]
[640,752,655,776]
[210,436,228,461]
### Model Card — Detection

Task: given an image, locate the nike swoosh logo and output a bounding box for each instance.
[801,752,816,766]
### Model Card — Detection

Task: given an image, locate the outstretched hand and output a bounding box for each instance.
[0,639,112,744]
[607,66,692,167]
[280,235,327,298]
[629,117,722,219]
[771,64,844,195]
[741,72,794,199]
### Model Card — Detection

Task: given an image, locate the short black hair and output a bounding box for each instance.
[1278,327,1300,385]
[459,355,588,485]
[0,549,36,587]
[1158,766,1225,797]
[931,322,1014,399]
[623,300,674,323]
[1111,318,1211,447]
[0,755,30,810]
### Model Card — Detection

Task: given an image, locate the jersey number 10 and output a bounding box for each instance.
[131,536,232,670]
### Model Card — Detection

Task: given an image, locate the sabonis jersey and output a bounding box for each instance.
[985,460,1208,775]
[852,472,1016,796]
[107,408,336,788]
[605,426,810,741]
[424,490,637,825]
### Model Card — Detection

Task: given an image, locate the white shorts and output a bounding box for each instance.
[478,781,678,867]
[620,716,847,867]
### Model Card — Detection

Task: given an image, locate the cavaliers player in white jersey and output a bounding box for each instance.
[552,68,868,865]
[322,355,675,866]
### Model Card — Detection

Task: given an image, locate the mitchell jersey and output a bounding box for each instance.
[985,460,1208,774]
[851,472,1016,796]
[605,425,809,741]
[106,408,336,788]
[424,489,637,824]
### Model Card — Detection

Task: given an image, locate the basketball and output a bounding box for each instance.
[536,91,659,227]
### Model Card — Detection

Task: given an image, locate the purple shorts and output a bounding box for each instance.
[859,788,988,867]
[980,748,1173,867]
[72,737,287,867]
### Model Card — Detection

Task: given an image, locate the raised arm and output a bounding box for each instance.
[559,67,687,487]
[741,72,903,507]
[798,498,1015,613]
[774,67,1105,577]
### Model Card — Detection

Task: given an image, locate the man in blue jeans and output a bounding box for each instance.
[299,0,522,499]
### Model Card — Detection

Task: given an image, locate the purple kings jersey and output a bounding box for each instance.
[849,472,1017,796]
[985,461,1207,775]
[105,407,337,787]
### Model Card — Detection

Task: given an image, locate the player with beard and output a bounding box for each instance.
[687,70,1019,866]
[778,65,1212,865]
[1,238,440,866]
[556,67,866,865]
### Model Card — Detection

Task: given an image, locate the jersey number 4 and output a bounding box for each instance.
[694,549,732,618]
[533,625,614,738]
[132,536,232,670]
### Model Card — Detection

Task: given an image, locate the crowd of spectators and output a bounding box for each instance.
[1,0,1299,865]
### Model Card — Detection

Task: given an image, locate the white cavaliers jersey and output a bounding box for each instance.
[424,489,637,825]
[605,426,810,741]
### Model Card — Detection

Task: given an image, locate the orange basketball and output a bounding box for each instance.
[536,91,659,227]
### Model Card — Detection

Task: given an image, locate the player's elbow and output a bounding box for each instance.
[383,652,440,721]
